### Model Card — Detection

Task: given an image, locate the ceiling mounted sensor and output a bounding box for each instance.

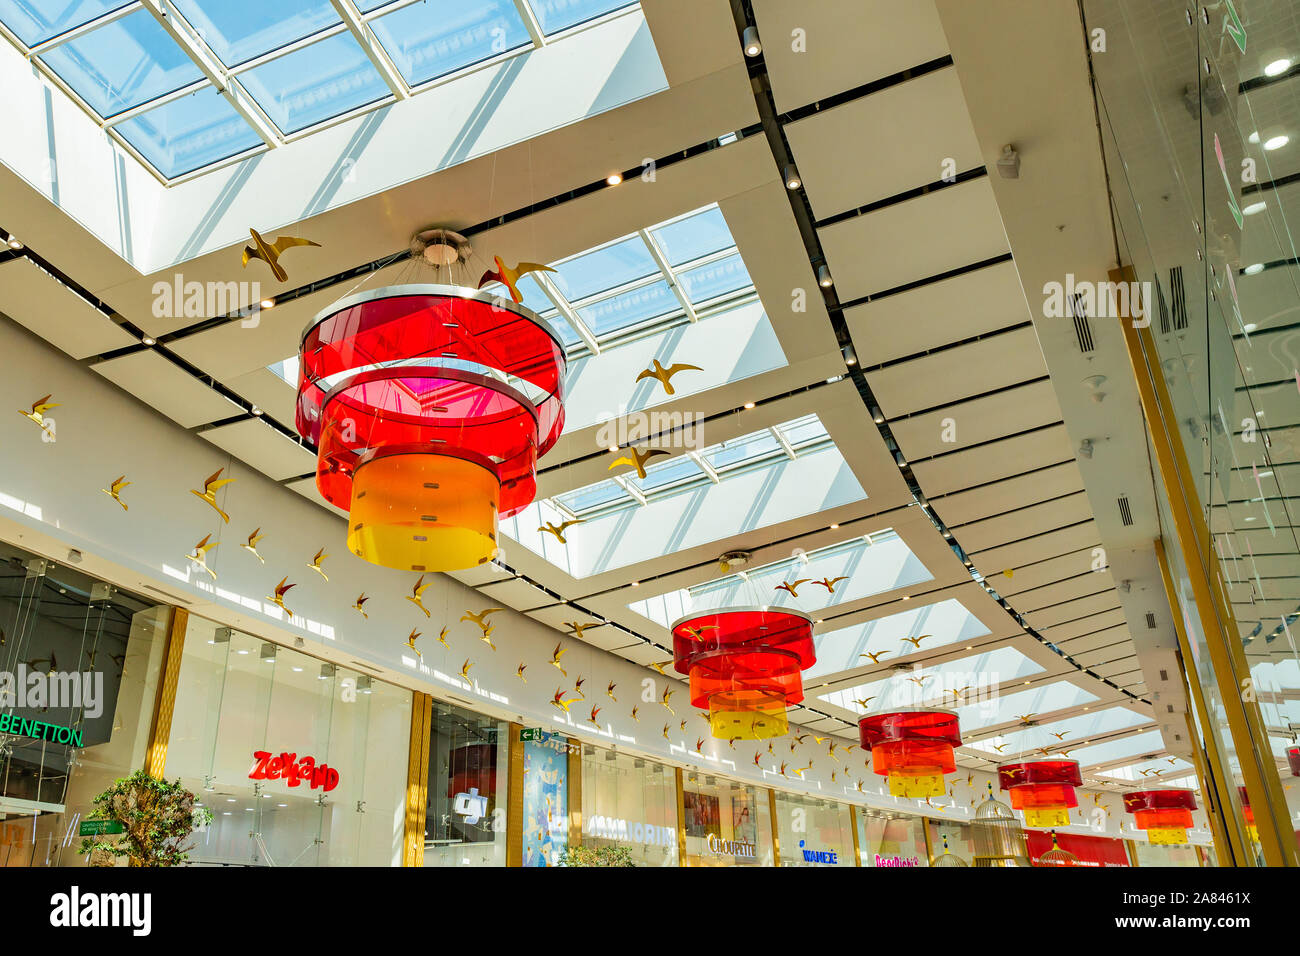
[718,550,751,572]
[997,144,1020,179]
[409,227,472,268]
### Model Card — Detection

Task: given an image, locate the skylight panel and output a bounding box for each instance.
[238,31,390,133]
[650,206,734,266]
[703,429,783,471]
[40,8,203,117]
[368,0,530,86]
[953,682,1099,732]
[531,0,636,34]
[779,413,830,448]
[554,478,629,515]
[820,647,1045,715]
[963,706,1151,757]
[0,0,133,47]
[116,87,265,177]
[629,453,702,494]
[1061,730,1167,768]
[173,0,341,66]
[677,252,751,306]
[551,236,659,302]
[576,279,677,337]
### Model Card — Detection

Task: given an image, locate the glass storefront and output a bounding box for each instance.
[681,772,771,867]
[167,615,411,867]
[1134,841,1202,868]
[928,819,976,867]
[0,544,167,867]
[773,791,854,867]
[579,745,677,866]
[425,701,508,867]
[858,807,929,867]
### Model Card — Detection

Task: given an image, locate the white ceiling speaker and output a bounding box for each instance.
[718,550,751,572]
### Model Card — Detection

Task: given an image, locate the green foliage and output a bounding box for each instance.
[556,844,636,867]
[78,770,212,867]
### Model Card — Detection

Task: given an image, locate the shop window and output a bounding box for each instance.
[681,772,771,867]
[166,616,411,866]
[772,791,854,867]
[0,546,167,867]
[522,733,572,866]
[424,702,508,866]
[858,808,929,867]
[578,744,676,866]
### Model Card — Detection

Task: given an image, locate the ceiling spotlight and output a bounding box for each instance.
[1078,439,1094,459]
[1265,58,1292,77]
[1243,201,1267,216]
[6,236,24,250]
[141,336,156,346]
[841,343,858,366]
[783,164,802,190]
[1244,262,1265,275]
[605,172,623,186]
[742,25,762,57]
[1264,134,1289,151]
[743,401,755,409]
[997,144,1020,179]
[607,444,618,452]
[817,264,833,288]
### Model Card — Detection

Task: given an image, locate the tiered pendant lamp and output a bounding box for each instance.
[858,709,961,798]
[296,285,566,571]
[670,607,816,739]
[1122,789,1197,845]
[998,759,1082,828]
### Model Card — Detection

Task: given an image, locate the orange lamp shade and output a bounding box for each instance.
[347,450,498,572]
[1123,789,1196,845]
[671,607,816,740]
[999,760,1082,828]
[297,286,565,572]
[1237,785,1259,842]
[859,710,961,798]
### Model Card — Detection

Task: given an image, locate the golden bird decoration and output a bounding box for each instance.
[266,577,295,618]
[859,650,890,664]
[606,680,617,701]
[774,579,811,598]
[353,593,369,618]
[191,468,236,524]
[19,394,59,436]
[460,659,474,681]
[752,752,761,767]
[549,642,567,677]
[608,445,670,479]
[241,528,266,563]
[635,359,702,396]
[1050,731,1069,740]
[478,624,497,651]
[680,719,688,732]
[1014,713,1037,725]
[186,533,219,580]
[437,627,450,649]
[661,688,676,715]
[461,607,504,630]
[649,660,670,676]
[853,696,876,709]
[587,705,601,726]
[662,722,670,739]
[899,634,931,649]
[477,256,555,304]
[241,228,320,283]
[629,705,640,722]
[404,628,422,660]
[563,621,593,639]
[551,688,578,713]
[573,675,586,698]
[538,519,584,544]
[680,624,719,641]
[101,475,131,511]
[307,547,329,581]
[991,743,1009,753]
[814,576,849,593]
[405,574,433,617]
[694,738,705,754]
[516,662,527,683]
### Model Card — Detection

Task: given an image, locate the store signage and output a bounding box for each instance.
[584,814,674,848]
[248,751,339,792]
[0,713,83,747]
[707,833,756,858]
[454,787,489,824]
[520,727,545,741]
[78,820,125,836]
[873,854,920,867]
[797,840,838,865]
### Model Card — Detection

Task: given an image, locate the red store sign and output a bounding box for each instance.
[249,751,340,792]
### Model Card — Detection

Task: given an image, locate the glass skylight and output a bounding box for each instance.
[952,682,1098,732]
[1059,729,1168,768]
[803,598,993,678]
[0,0,642,179]
[963,706,1152,759]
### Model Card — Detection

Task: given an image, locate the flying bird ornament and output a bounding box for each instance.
[516,662,528,683]
[551,688,578,712]
[814,576,849,593]
[859,650,890,664]
[404,629,423,660]
[307,548,329,581]
[538,519,584,543]
[608,445,670,479]
[461,608,504,630]
[774,579,810,598]
[460,659,474,681]
[241,228,320,283]
[101,476,131,511]
[353,593,370,618]
[606,680,618,701]
[242,528,266,563]
[635,358,702,396]
[406,575,433,617]
[477,256,556,304]
[549,642,568,677]
[191,468,236,524]
[437,627,450,649]
[629,706,640,722]
[19,395,59,436]
[899,634,931,649]
[266,577,295,618]
[186,534,219,580]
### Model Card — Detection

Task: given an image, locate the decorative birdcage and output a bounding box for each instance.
[971,783,1030,867]
[1037,830,1080,866]
[931,833,968,867]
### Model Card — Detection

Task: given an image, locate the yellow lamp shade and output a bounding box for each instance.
[1023,807,1071,828]
[1147,827,1188,845]
[708,706,789,740]
[887,772,945,798]
[347,453,498,571]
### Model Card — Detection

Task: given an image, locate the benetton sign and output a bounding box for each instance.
[249,751,339,792]
[0,712,82,746]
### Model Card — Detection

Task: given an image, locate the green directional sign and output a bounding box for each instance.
[1223,0,1247,54]
[519,727,545,741]
[78,820,124,836]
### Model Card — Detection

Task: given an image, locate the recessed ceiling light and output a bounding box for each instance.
[1244,262,1265,275]
[1264,134,1289,151]
[250,405,264,416]
[1243,201,1267,216]
[6,236,23,250]
[259,298,275,309]
[606,172,623,186]
[743,402,755,409]
[630,581,639,587]
[829,523,839,529]
[1265,58,1292,77]
[141,336,156,346]
[607,445,618,453]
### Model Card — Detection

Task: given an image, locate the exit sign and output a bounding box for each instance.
[78,820,124,836]
[520,728,545,741]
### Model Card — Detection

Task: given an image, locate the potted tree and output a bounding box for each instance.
[78,770,212,867]
[556,845,636,867]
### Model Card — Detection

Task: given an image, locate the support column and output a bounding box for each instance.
[768,788,781,865]
[567,738,582,849]
[506,722,524,867]
[144,606,187,779]
[675,767,686,867]
[401,693,432,867]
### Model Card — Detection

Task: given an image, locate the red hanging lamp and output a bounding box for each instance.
[1122,789,1196,845]
[296,284,566,572]
[670,606,816,740]
[998,759,1082,828]
[858,709,961,798]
